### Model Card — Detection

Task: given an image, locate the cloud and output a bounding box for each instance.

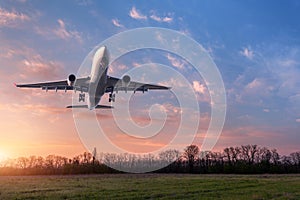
[244,78,273,101]
[0,44,66,81]
[150,14,173,23]
[166,53,184,69]
[192,80,211,103]
[0,7,30,27]
[0,49,16,59]
[53,19,82,43]
[268,52,300,98]
[0,103,70,127]
[240,47,254,59]
[230,74,276,106]
[22,54,64,79]
[246,78,262,89]
[159,77,187,89]
[296,119,300,123]
[193,81,206,94]
[230,45,300,109]
[128,7,174,23]
[112,18,124,28]
[108,62,129,76]
[35,19,83,43]
[129,6,147,20]
[2,103,67,115]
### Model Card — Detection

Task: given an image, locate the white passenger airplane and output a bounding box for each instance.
[16,46,170,110]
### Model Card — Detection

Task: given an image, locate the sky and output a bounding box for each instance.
[0,0,299,159]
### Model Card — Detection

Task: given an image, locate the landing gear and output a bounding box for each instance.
[109,93,115,102]
[79,93,85,102]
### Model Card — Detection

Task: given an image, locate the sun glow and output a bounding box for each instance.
[0,151,8,164]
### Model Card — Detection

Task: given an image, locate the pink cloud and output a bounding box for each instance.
[109,62,129,75]
[0,44,66,81]
[150,14,173,23]
[0,49,16,59]
[246,78,262,89]
[103,126,177,154]
[53,19,82,43]
[109,132,168,153]
[1,103,68,115]
[129,6,147,20]
[129,7,174,23]
[112,18,124,28]
[21,54,64,79]
[35,19,83,43]
[0,7,30,27]
[92,103,185,153]
[263,108,270,113]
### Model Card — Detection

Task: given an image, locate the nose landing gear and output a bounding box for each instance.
[79,93,85,102]
[109,93,115,102]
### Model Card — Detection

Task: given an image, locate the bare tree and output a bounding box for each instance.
[183,145,199,172]
[83,152,93,164]
[17,157,29,169]
[256,147,271,163]
[230,146,241,164]
[270,149,280,165]
[224,147,232,165]
[92,147,97,165]
[45,155,56,168]
[290,152,300,166]
[241,145,258,165]
[159,149,180,164]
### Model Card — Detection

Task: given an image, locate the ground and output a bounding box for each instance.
[0,174,299,199]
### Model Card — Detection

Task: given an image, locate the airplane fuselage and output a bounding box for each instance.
[87,46,109,109]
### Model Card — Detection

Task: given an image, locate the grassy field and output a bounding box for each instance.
[0,174,299,199]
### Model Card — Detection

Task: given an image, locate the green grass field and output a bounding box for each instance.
[0,174,299,199]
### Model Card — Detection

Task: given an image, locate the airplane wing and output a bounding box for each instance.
[105,76,171,93]
[15,77,90,92]
[66,105,113,109]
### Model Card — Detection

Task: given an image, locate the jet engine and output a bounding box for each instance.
[67,74,76,86]
[122,75,131,86]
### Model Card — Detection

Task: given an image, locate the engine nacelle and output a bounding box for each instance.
[67,74,76,86]
[122,75,131,86]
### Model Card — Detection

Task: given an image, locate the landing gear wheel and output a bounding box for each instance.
[109,93,115,102]
[79,93,85,102]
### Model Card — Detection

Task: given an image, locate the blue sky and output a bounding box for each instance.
[0,0,299,157]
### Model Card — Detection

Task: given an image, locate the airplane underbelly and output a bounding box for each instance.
[88,75,106,109]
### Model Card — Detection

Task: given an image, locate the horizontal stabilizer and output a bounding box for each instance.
[66,105,113,109]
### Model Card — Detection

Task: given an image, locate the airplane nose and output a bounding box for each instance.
[102,46,109,58]
[94,46,106,59]
[100,46,106,54]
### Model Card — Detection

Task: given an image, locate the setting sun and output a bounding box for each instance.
[0,151,8,163]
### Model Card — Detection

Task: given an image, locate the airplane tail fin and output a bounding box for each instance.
[66,105,113,109]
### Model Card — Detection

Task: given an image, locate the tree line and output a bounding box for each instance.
[0,144,299,175]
